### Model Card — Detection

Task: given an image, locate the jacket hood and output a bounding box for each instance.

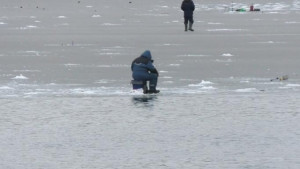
[141,50,152,60]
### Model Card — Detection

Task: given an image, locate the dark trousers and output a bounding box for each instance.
[132,73,158,90]
[184,16,194,25]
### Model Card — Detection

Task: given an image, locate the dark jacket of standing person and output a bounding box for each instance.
[181,0,195,18]
[181,0,195,31]
[131,50,159,92]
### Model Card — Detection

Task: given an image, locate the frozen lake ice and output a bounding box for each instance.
[1,0,300,168]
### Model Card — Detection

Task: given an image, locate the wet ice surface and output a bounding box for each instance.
[1,0,300,168]
[1,93,300,169]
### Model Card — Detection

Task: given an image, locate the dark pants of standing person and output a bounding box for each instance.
[184,16,194,31]
[184,16,194,25]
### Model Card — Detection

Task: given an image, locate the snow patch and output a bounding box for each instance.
[64,63,80,67]
[222,53,234,57]
[162,81,173,84]
[235,88,259,92]
[92,15,101,18]
[12,74,28,80]
[102,23,121,26]
[286,84,300,87]
[207,29,246,32]
[189,80,214,87]
[57,16,67,19]
[208,22,223,25]
[201,86,217,90]
[177,54,208,57]
[169,64,180,67]
[215,59,233,63]
[161,76,173,79]
[0,86,14,90]
[19,25,38,30]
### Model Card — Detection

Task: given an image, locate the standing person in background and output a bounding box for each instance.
[181,0,195,31]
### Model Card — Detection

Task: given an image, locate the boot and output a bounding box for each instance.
[189,22,194,31]
[148,85,160,94]
[184,24,188,31]
[147,89,160,94]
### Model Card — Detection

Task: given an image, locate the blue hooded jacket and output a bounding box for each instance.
[131,50,158,80]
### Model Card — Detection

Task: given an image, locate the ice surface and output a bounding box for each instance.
[1,0,300,168]
[1,93,300,169]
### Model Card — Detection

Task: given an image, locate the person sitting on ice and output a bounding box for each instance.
[131,50,160,93]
